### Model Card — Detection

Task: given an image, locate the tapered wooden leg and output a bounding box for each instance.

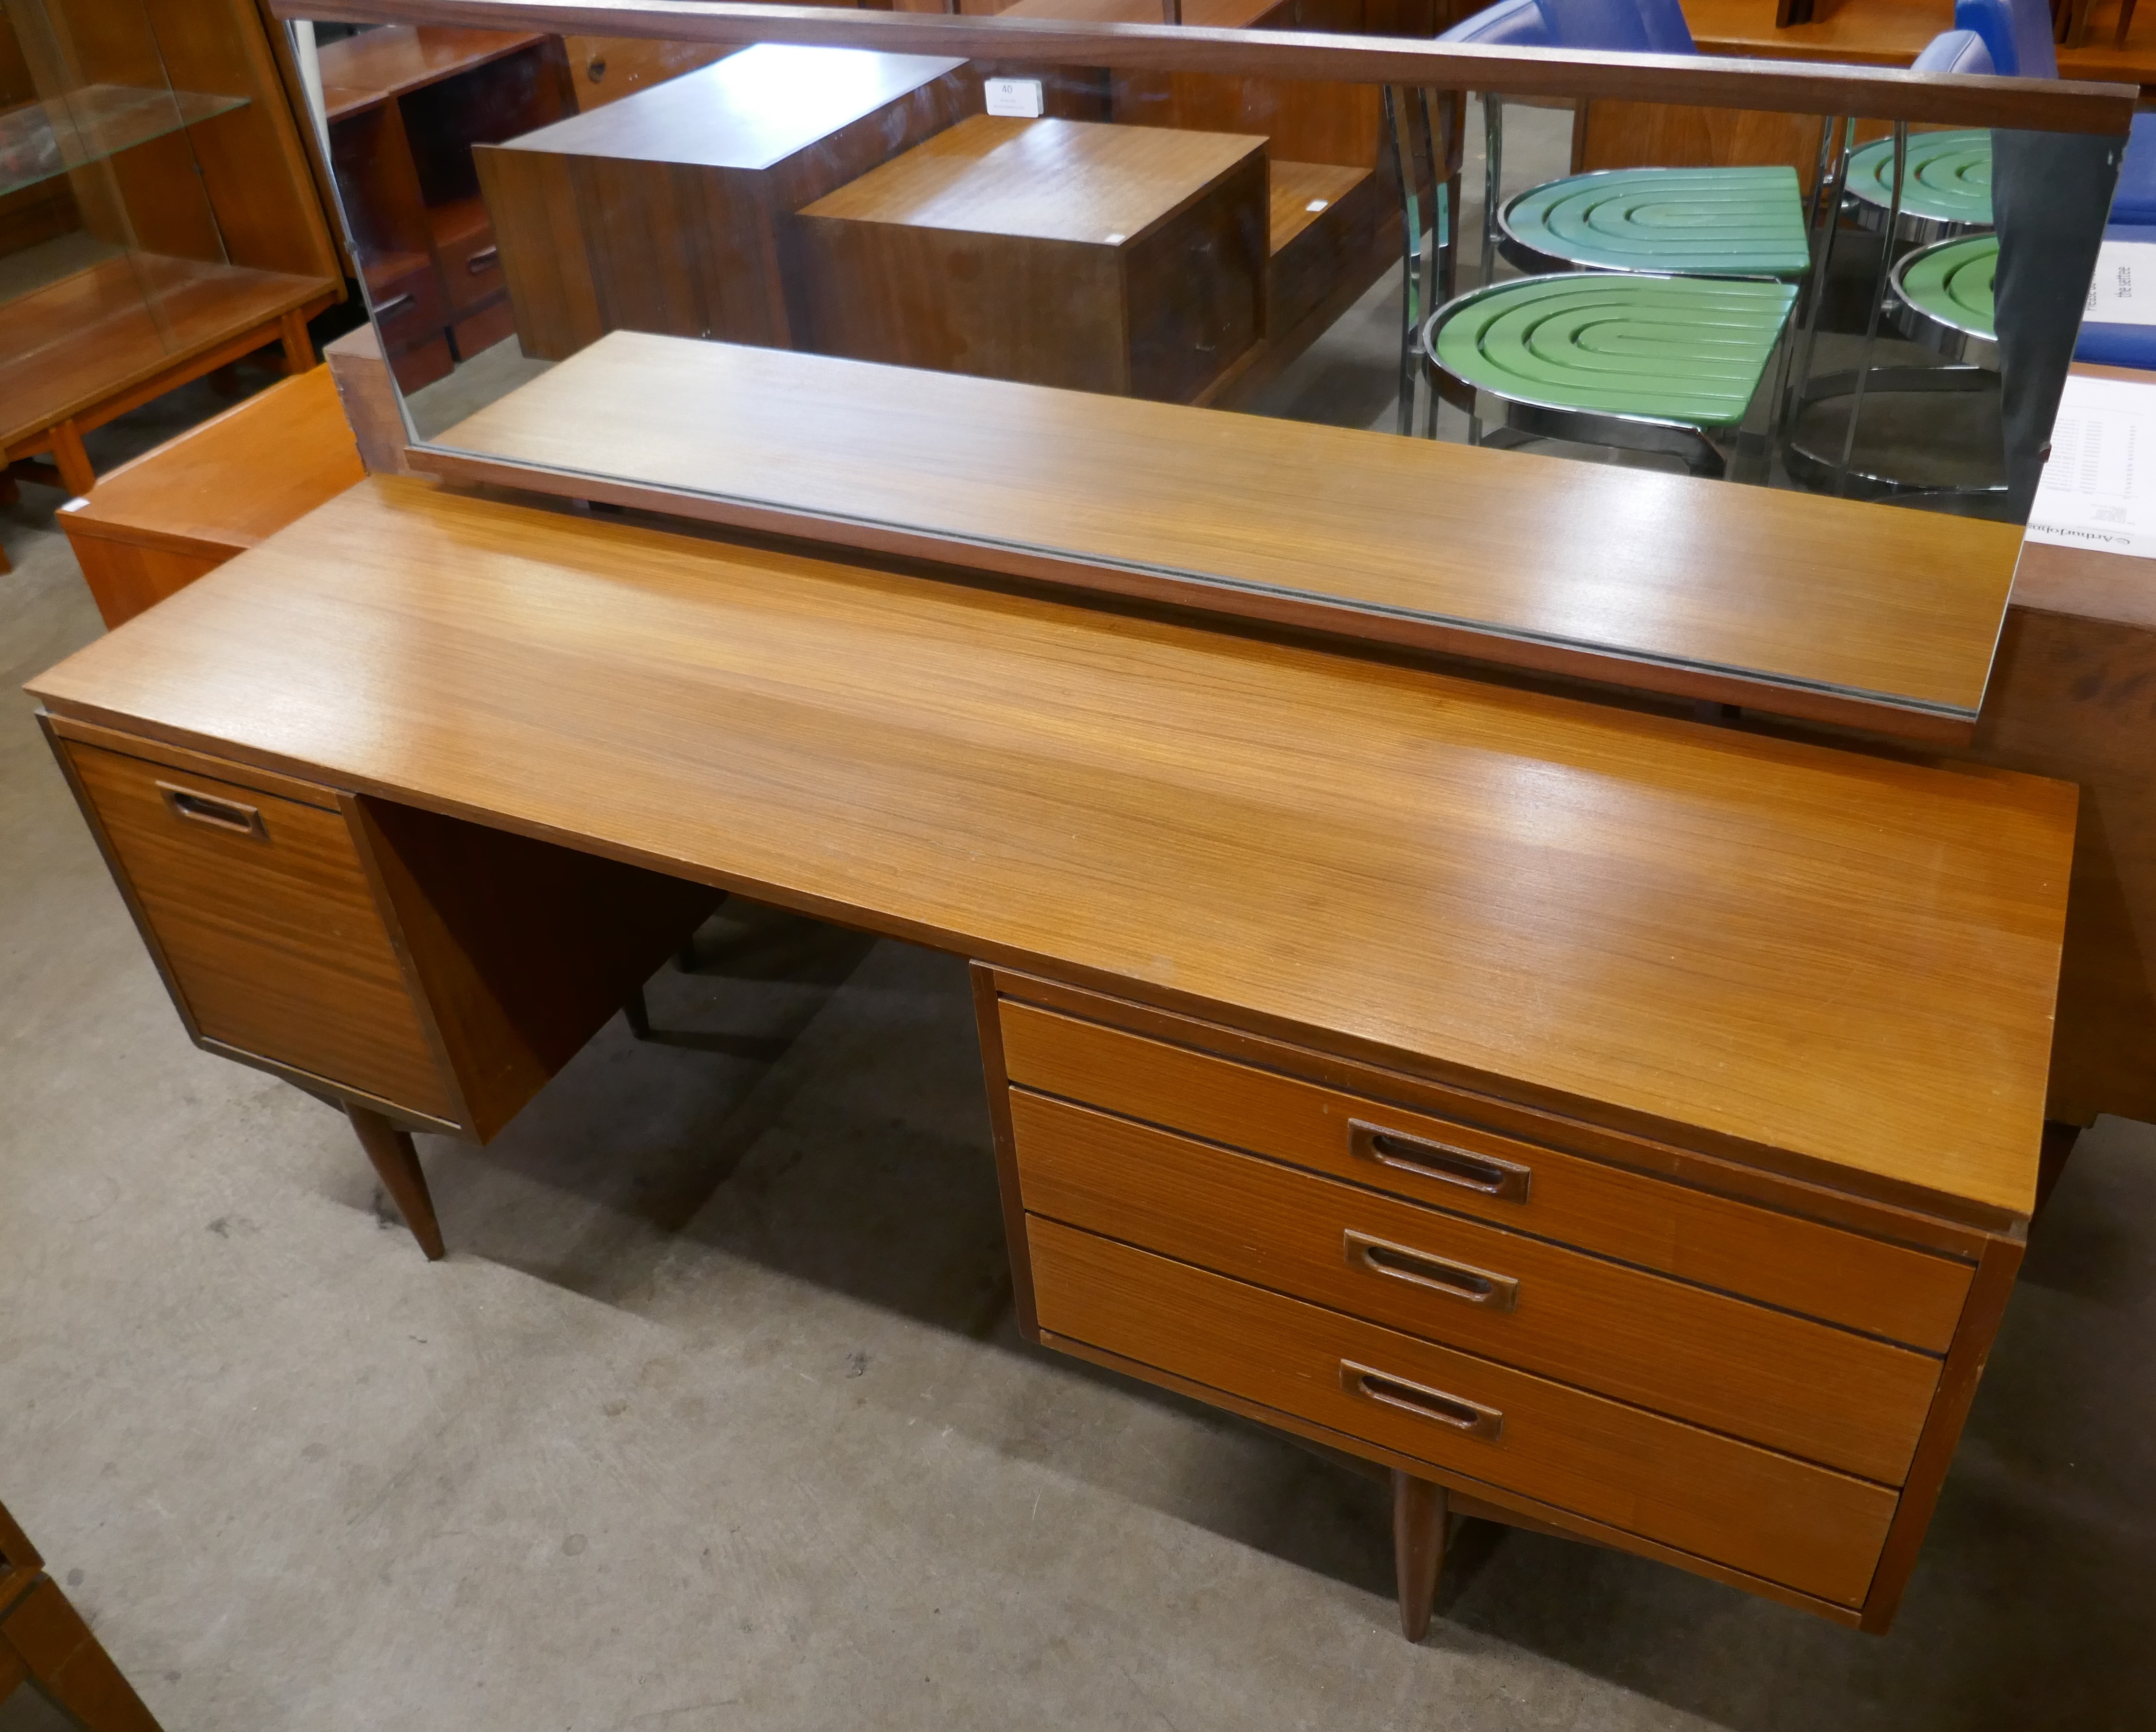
[675,939,698,972]
[279,307,314,376]
[345,1104,445,1260]
[624,982,652,1039]
[1392,1470,1448,1642]
[49,421,94,498]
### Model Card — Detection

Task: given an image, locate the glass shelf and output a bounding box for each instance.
[0,84,249,198]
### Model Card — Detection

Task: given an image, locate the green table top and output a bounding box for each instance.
[1431,273,1799,430]
[1846,129,1993,229]
[1893,232,1998,340]
[1502,166,1811,280]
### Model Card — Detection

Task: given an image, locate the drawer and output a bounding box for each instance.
[432,198,504,317]
[1011,1091,1939,1482]
[63,740,455,1121]
[1030,1217,1898,1607]
[998,998,1972,1351]
[364,258,447,355]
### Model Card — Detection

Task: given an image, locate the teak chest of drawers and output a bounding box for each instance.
[27,479,2071,1642]
[976,973,2012,1629]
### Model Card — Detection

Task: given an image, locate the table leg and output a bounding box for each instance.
[1392,1469,1449,1642]
[346,1103,445,1260]
[624,983,652,1040]
[280,309,315,376]
[50,422,94,498]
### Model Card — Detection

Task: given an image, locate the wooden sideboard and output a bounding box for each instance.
[26,472,2070,1638]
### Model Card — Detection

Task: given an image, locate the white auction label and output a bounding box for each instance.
[2084,240,2156,328]
[984,78,1046,118]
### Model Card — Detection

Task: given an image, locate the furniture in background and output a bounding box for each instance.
[27,469,2071,1638]
[999,0,1404,393]
[0,1496,161,1731]
[795,115,1269,402]
[473,47,977,363]
[1699,0,2156,88]
[1421,271,1799,475]
[315,26,573,390]
[1888,232,1997,366]
[57,364,363,628]
[0,0,341,552]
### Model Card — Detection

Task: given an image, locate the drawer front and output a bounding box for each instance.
[365,261,447,354]
[436,223,505,317]
[1030,1217,1897,1607]
[1011,1091,1939,1482]
[66,742,455,1121]
[999,998,1971,1351]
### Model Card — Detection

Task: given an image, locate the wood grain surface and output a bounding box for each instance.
[1038,1323,1868,1625]
[421,333,2022,734]
[317,23,550,118]
[62,368,361,556]
[0,254,331,455]
[995,998,1978,1341]
[1028,1216,1900,1604]
[795,117,1267,400]
[799,113,1262,242]
[1010,1088,1942,1479]
[26,478,2072,1217]
[272,0,2139,132]
[55,734,455,1120]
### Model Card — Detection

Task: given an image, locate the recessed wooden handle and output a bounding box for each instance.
[1345,1230,1520,1312]
[467,246,499,273]
[1341,1360,1504,1443]
[1350,1119,1531,1204]
[156,781,264,838]
[372,291,414,317]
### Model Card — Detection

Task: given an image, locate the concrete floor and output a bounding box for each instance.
[2,152,2150,1732]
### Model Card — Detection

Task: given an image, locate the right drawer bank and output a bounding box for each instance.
[978,970,2004,1626]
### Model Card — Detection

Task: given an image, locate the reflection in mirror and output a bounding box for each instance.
[285,5,2129,731]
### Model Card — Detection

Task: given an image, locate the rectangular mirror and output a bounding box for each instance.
[279,1,2133,742]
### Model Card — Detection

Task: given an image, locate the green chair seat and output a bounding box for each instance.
[1891,232,1998,342]
[1430,273,1800,431]
[1500,166,1812,280]
[1846,129,1993,230]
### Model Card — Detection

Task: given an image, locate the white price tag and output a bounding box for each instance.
[2084,240,2156,328]
[984,78,1046,119]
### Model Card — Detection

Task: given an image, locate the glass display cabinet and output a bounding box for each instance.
[0,0,341,541]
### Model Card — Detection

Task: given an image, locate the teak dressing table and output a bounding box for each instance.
[28,473,2072,1640]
